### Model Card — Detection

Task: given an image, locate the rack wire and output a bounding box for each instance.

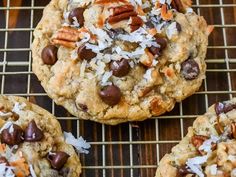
[0,0,236,177]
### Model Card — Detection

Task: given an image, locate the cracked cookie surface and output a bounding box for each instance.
[32,0,211,125]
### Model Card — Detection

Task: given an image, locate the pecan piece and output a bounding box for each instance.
[171,0,185,13]
[111,5,134,16]
[191,135,208,149]
[108,11,137,24]
[52,27,81,48]
[231,122,236,139]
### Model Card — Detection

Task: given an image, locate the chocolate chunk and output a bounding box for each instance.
[77,103,88,112]
[155,37,167,51]
[0,157,9,166]
[110,59,130,77]
[47,151,70,170]
[24,120,43,142]
[223,103,236,113]
[148,46,161,56]
[1,124,24,146]
[181,59,200,80]
[68,8,85,26]
[77,45,97,60]
[215,102,224,115]
[99,85,122,106]
[176,22,182,32]
[41,45,58,65]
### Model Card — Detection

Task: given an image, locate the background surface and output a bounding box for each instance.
[0,0,236,177]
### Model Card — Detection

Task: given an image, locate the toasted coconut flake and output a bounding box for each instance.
[199,135,219,153]
[143,68,154,81]
[101,71,113,86]
[64,132,91,154]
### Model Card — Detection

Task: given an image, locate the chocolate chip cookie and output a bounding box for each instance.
[156,98,236,177]
[32,0,212,125]
[0,95,89,177]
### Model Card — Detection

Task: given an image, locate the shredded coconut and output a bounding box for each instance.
[0,163,15,177]
[64,132,91,154]
[186,155,208,177]
[210,164,217,175]
[71,16,80,28]
[101,71,113,86]
[70,49,78,60]
[0,122,13,133]
[8,125,14,134]
[29,164,37,177]
[80,60,87,78]
[143,68,154,82]
[12,102,26,114]
[199,135,219,153]
[166,22,178,39]
[231,168,236,176]
[186,8,194,13]
[0,111,13,118]
[228,155,236,162]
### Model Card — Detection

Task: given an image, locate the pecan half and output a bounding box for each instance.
[171,0,185,13]
[231,123,236,139]
[107,5,143,32]
[52,27,81,48]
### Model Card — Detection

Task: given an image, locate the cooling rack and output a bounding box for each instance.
[0,0,236,176]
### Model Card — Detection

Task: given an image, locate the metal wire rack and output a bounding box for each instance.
[0,0,236,176]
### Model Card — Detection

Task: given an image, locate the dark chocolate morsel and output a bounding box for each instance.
[41,45,58,65]
[47,151,70,170]
[77,45,97,60]
[99,85,122,106]
[1,124,24,146]
[181,59,200,80]
[24,120,43,142]
[110,59,130,77]
[68,8,85,26]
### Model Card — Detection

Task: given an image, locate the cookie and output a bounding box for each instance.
[32,0,212,125]
[156,98,236,177]
[0,95,90,177]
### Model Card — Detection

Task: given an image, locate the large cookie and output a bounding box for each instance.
[32,0,212,125]
[156,98,236,177]
[0,95,89,177]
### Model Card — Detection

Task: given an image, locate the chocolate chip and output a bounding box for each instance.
[24,120,43,142]
[41,45,58,65]
[155,37,167,51]
[47,151,70,170]
[99,85,122,106]
[77,103,88,112]
[215,102,224,115]
[223,103,236,113]
[110,59,130,77]
[0,157,9,166]
[68,8,85,26]
[107,28,126,39]
[148,46,161,56]
[77,45,97,60]
[1,124,24,146]
[177,165,194,177]
[176,22,182,32]
[181,59,200,80]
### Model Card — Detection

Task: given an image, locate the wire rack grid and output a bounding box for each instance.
[0,0,236,177]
